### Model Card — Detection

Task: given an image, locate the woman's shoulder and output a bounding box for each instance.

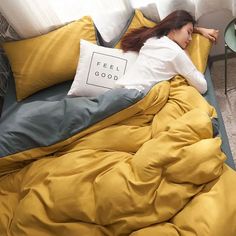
[145,36,165,44]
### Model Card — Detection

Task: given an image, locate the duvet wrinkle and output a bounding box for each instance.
[0,77,235,236]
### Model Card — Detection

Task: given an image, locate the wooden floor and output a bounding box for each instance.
[210,57,236,167]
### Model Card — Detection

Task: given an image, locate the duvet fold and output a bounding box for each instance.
[0,77,236,236]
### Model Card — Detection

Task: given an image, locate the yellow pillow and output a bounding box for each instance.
[115,9,212,73]
[115,9,156,49]
[186,33,212,73]
[2,16,97,101]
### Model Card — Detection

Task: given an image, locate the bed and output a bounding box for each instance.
[0,8,236,236]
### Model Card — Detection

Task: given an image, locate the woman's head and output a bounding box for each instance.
[121,10,196,52]
[162,10,195,49]
[167,22,194,49]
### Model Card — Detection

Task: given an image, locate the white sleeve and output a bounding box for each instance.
[172,51,207,94]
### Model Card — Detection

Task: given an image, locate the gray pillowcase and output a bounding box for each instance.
[0,12,20,94]
[0,48,10,97]
[0,12,20,97]
[0,48,10,116]
[0,12,20,42]
[0,12,20,116]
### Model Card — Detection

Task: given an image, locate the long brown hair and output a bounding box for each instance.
[121,10,196,52]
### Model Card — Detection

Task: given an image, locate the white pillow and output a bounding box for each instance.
[156,0,195,20]
[91,8,133,44]
[130,0,160,22]
[67,39,138,97]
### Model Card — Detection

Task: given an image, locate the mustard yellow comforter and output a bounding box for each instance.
[0,77,236,236]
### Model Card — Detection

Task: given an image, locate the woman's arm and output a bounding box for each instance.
[194,27,219,43]
[174,51,207,94]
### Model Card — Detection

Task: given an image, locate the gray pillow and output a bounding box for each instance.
[0,12,20,96]
[0,48,10,97]
[0,48,10,116]
[0,12,20,114]
[0,12,20,42]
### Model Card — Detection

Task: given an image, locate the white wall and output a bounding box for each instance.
[198,9,234,56]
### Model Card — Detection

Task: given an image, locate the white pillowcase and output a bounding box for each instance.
[156,0,195,20]
[91,7,133,44]
[130,0,160,22]
[67,39,138,97]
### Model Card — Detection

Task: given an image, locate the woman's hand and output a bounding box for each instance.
[194,27,219,43]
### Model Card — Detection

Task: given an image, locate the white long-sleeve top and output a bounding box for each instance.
[115,36,207,94]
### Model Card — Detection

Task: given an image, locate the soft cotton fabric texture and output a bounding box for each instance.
[68,39,138,97]
[2,16,97,101]
[1,76,236,235]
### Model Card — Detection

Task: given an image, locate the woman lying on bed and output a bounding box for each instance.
[115,10,219,94]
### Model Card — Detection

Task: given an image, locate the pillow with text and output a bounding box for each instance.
[67,39,138,97]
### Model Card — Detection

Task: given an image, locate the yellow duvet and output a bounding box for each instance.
[0,77,236,236]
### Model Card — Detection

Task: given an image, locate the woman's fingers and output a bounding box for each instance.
[209,29,219,43]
